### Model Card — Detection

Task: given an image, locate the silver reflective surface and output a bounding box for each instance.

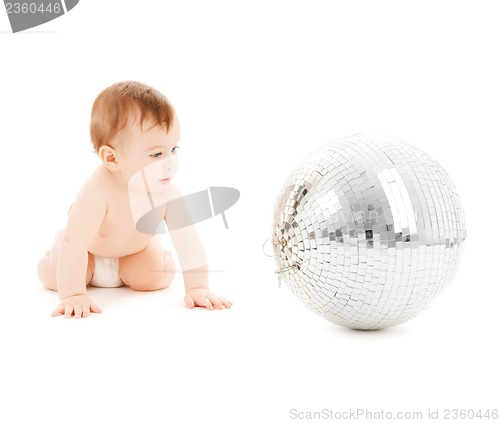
[272,134,466,330]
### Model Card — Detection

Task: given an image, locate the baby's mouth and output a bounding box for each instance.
[159,177,170,185]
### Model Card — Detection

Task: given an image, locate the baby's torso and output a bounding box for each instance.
[84,167,169,258]
[87,192,149,258]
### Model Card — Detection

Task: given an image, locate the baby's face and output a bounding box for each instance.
[120,114,181,193]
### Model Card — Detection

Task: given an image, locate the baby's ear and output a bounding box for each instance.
[99,145,120,170]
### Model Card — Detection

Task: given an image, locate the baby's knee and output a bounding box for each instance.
[163,252,176,287]
[37,253,57,291]
[125,255,175,292]
[127,276,170,292]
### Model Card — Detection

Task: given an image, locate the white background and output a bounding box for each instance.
[0,1,498,422]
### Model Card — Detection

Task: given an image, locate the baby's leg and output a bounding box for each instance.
[119,236,175,291]
[37,229,95,291]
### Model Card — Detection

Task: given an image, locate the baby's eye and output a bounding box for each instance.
[171,146,180,153]
[151,152,163,158]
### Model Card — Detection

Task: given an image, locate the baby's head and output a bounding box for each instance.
[90,81,181,189]
[90,80,176,154]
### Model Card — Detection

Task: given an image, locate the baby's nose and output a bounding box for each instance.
[161,157,174,170]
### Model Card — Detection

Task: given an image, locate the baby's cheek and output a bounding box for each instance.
[143,159,167,178]
[171,158,179,176]
[169,157,179,178]
[128,170,146,191]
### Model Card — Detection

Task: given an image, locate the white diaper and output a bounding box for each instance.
[90,256,125,288]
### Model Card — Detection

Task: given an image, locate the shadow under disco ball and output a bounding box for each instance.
[271,133,466,330]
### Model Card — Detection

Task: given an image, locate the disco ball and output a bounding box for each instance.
[271,134,466,330]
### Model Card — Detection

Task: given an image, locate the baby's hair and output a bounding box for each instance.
[90,81,175,154]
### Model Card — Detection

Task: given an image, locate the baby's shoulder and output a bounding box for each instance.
[87,164,113,189]
[74,165,112,205]
[66,166,111,230]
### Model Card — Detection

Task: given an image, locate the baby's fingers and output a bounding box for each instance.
[184,294,195,309]
[89,302,102,314]
[64,304,74,319]
[73,304,83,319]
[209,296,224,310]
[82,305,90,318]
[218,297,233,309]
[196,297,213,310]
[51,305,65,317]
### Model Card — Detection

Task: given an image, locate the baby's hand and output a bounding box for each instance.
[184,288,232,310]
[51,294,102,319]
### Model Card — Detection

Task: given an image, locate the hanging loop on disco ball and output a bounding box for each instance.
[274,262,302,288]
[273,244,308,286]
[275,263,301,274]
[262,238,275,257]
[262,238,304,287]
[271,133,467,330]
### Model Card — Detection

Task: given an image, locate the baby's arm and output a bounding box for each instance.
[165,184,232,310]
[51,174,108,318]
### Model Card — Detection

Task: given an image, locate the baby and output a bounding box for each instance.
[37,81,232,318]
